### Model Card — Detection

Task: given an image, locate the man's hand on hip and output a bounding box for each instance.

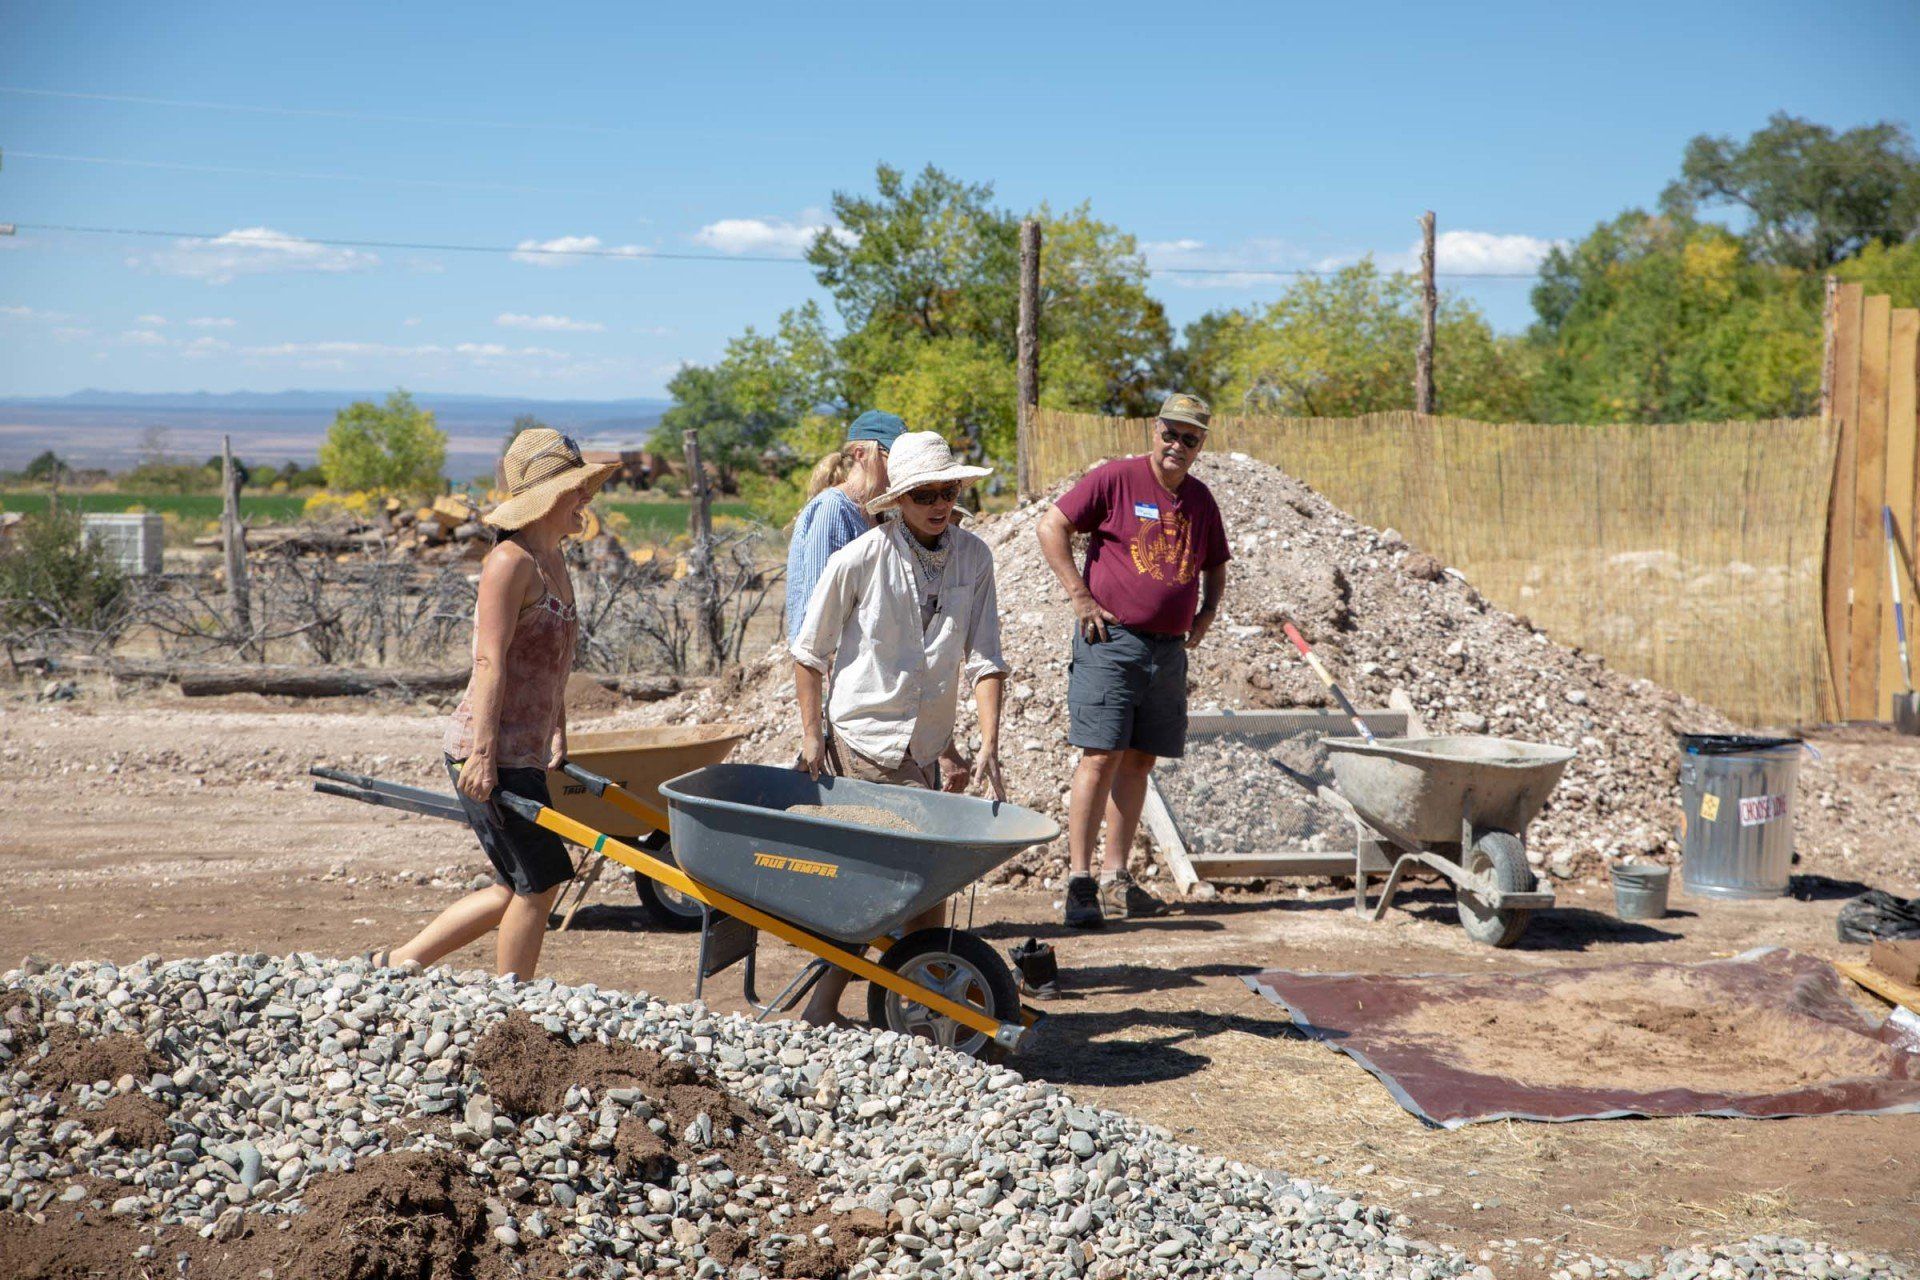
[1072,591,1121,643]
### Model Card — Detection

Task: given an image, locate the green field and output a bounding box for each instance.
[0,491,311,522]
[0,490,757,539]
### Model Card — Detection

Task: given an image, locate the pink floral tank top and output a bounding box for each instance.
[442,550,577,767]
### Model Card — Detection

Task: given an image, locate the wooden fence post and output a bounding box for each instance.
[681,430,722,671]
[220,434,253,659]
[1880,306,1920,705]
[1824,281,1865,716]
[1016,218,1041,502]
[1415,211,1436,416]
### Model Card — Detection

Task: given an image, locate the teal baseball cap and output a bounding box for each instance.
[847,410,906,449]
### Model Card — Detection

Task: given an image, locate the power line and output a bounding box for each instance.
[5,149,588,195]
[0,84,644,137]
[3,221,1549,279]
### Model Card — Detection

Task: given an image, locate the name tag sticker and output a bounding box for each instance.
[1132,502,1160,520]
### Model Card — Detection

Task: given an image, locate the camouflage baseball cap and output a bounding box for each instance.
[1157,392,1212,430]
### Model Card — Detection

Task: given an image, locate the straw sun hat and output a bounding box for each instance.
[863,431,992,515]
[486,428,620,531]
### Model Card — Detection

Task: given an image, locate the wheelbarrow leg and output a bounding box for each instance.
[750,958,834,1023]
[556,852,607,932]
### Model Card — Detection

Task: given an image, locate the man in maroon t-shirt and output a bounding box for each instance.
[1037,392,1231,928]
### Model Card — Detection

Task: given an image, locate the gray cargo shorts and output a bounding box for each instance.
[1066,623,1189,758]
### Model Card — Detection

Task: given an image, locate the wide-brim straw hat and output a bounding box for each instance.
[486,427,620,531]
[864,430,992,514]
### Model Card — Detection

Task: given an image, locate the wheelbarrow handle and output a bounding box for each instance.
[493,790,544,823]
[558,759,613,797]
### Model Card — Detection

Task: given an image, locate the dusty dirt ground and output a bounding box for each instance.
[3,688,1918,1272]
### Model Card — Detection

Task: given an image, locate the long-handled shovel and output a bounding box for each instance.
[1281,619,1377,743]
[1884,506,1920,732]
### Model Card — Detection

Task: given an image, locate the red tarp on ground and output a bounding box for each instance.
[1244,947,1920,1128]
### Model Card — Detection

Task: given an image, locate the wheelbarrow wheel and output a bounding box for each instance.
[1455,831,1534,948]
[630,837,704,931]
[867,928,1021,1060]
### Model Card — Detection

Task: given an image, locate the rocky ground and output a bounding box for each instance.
[3,953,1913,1280]
[613,452,1738,885]
[3,689,1919,1276]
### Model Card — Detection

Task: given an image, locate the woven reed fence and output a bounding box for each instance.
[1030,408,1837,725]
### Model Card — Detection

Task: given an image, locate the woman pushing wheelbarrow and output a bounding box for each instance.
[368,427,617,981]
[789,431,1011,1026]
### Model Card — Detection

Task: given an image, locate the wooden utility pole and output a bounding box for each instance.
[681,429,722,670]
[1016,218,1042,502]
[1415,211,1437,415]
[220,434,253,657]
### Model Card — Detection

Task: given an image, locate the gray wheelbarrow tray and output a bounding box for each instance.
[660,762,1060,947]
[1273,734,1575,947]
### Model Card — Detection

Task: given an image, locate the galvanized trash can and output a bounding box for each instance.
[1677,733,1803,900]
[1611,861,1671,919]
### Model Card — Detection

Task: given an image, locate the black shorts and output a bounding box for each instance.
[445,756,574,895]
[1066,624,1189,758]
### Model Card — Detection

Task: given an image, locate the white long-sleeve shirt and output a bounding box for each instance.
[790,519,1008,769]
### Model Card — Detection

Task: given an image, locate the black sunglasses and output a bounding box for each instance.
[1158,423,1205,451]
[906,483,963,506]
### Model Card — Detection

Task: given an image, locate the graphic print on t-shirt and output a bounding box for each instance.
[1129,510,1201,587]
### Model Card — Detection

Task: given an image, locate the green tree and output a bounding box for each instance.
[1034,202,1174,418]
[22,451,70,485]
[808,164,1018,345]
[1833,236,1920,306]
[318,390,448,493]
[0,502,126,638]
[1528,211,1821,422]
[1661,113,1920,271]
[1195,260,1533,420]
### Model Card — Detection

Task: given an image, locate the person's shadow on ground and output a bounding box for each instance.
[1020,1006,1302,1088]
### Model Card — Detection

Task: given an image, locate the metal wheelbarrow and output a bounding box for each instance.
[313,755,1059,1057]
[1272,734,1575,947]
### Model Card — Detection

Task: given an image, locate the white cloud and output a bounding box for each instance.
[1430,229,1561,275]
[186,316,235,329]
[122,328,168,346]
[180,336,230,359]
[403,316,423,326]
[136,313,168,326]
[1,303,68,322]
[692,216,844,256]
[1141,236,1318,289]
[146,227,379,284]
[53,326,91,342]
[496,312,605,333]
[511,234,648,267]
[239,339,571,365]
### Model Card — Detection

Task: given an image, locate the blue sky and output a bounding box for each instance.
[1,0,1915,399]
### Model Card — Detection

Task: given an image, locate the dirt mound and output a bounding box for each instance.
[30,1028,164,1094]
[0,1207,165,1280]
[778,1209,889,1279]
[78,1093,172,1149]
[471,1011,764,1174]
[194,1149,519,1280]
[625,452,1734,882]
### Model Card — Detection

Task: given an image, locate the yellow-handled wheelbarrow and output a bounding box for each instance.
[312,744,1057,1057]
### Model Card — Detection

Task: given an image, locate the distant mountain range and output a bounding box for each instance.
[0,390,673,475]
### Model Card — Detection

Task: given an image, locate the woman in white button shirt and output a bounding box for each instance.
[789,431,1009,1026]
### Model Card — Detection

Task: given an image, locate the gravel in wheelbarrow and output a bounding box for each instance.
[659,763,1060,946]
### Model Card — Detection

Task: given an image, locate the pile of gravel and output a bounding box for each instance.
[3,955,1906,1280]
[630,453,1733,884]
